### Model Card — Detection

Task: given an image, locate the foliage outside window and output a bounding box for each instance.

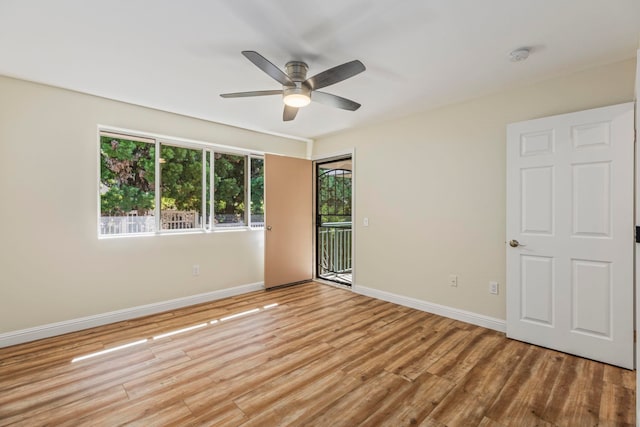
[214,153,245,227]
[100,136,156,235]
[99,131,263,236]
[317,166,352,224]
[160,144,204,230]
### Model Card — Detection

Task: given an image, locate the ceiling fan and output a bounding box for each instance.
[220,51,366,121]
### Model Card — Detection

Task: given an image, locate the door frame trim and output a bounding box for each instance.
[312,148,356,289]
[634,48,639,420]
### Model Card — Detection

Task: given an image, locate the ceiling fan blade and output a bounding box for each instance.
[312,91,361,111]
[242,51,294,86]
[283,105,299,121]
[220,90,283,98]
[305,60,365,90]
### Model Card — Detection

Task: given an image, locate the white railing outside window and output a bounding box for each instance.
[100,215,156,235]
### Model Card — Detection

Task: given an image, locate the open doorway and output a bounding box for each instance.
[315,157,352,286]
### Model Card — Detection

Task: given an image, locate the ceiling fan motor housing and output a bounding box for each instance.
[285,61,309,82]
[283,61,311,106]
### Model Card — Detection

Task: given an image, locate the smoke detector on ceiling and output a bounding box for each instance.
[509,47,530,62]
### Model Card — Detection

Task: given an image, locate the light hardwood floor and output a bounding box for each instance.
[0,282,635,426]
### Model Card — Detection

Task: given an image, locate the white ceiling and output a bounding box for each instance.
[0,1,638,141]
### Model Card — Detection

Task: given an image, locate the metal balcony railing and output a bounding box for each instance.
[318,224,352,282]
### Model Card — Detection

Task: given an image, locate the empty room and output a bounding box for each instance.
[0,1,639,426]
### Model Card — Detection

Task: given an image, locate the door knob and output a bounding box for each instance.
[509,239,525,247]
[266,225,272,231]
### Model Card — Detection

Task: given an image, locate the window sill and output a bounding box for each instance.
[98,226,267,239]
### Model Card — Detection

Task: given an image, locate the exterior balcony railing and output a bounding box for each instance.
[318,222,352,284]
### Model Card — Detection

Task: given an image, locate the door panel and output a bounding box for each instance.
[521,166,554,234]
[572,162,610,236]
[264,154,312,289]
[506,102,634,369]
[571,259,611,337]
[520,255,554,326]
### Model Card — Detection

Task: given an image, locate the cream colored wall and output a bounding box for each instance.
[0,76,306,333]
[314,58,637,320]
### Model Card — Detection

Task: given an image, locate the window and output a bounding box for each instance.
[160,144,204,231]
[100,134,156,235]
[214,153,245,227]
[98,130,263,237]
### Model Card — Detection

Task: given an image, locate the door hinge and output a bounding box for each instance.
[636,226,640,243]
[634,330,637,343]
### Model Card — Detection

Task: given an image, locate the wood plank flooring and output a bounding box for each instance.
[0,282,635,426]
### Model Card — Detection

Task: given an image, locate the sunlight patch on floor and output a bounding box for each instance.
[70,302,281,363]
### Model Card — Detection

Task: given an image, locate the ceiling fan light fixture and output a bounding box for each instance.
[283,85,311,108]
[283,93,311,108]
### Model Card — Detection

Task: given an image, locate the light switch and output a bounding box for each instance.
[489,281,499,295]
[363,217,369,227]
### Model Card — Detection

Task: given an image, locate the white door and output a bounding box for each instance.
[506,102,634,369]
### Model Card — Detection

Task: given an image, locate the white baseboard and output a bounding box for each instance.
[0,282,264,348]
[353,285,506,333]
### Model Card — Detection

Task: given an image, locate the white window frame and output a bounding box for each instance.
[248,155,265,230]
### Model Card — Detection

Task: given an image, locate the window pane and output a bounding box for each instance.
[100,135,156,235]
[250,157,264,229]
[160,144,203,230]
[214,153,245,227]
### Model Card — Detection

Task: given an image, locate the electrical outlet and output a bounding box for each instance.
[192,264,200,277]
[448,274,458,287]
[489,281,499,295]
